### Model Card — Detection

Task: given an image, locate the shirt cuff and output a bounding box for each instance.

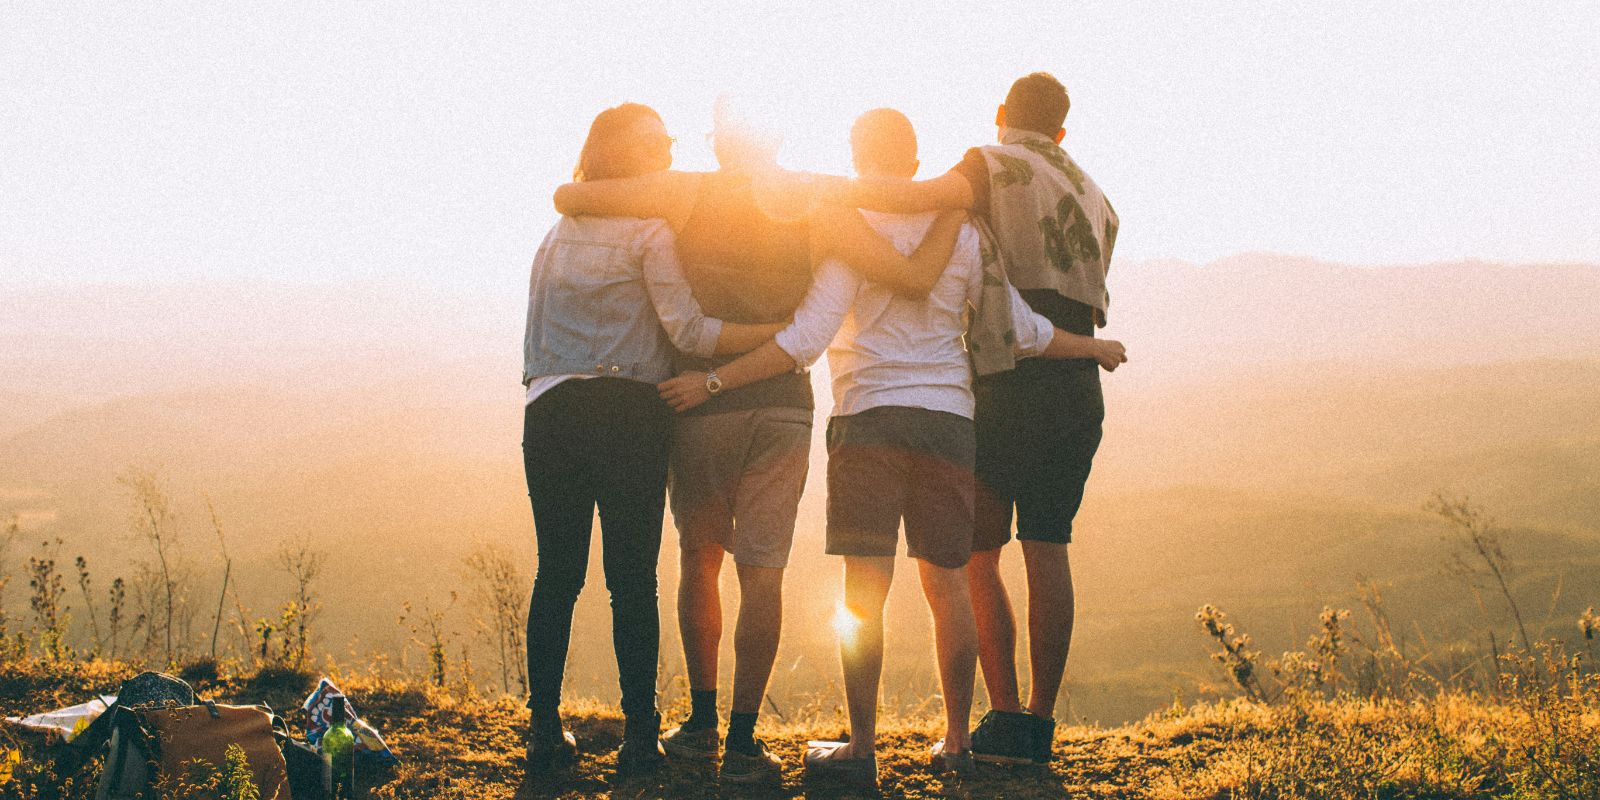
[689,318,723,359]
[1015,311,1056,358]
[773,326,820,367]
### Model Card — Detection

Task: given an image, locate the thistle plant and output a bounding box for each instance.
[1581,607,1598,668]
[1197,604,1269,702]
[276,537,325,671]
[75,556,103,656]
[401,593,458,688]
[27,538,70,661]
[122,468,183,664]
[0,517,16,653]
[107,577,127,658]
[462,543,529,695]
[1432,493,1531,654]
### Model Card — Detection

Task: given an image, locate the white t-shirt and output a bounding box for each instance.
[773,211,1055,420]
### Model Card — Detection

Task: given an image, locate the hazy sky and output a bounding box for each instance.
[4,2,1598,292]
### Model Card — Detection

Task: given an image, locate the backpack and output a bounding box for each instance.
[55,671,196,776]
[96,700,290,800]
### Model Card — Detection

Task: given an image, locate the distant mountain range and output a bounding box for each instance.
[1,255,1596,723]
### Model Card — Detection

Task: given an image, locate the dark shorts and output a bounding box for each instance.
[973,362,1104,550]
[825,406,975,569]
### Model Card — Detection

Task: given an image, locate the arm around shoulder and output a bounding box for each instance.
[553,171,701,228]
[830,171,974,214]
[811,206,965,299]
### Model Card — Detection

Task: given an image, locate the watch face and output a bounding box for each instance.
[706,374,723,394]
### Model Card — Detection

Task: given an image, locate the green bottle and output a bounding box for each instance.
[321,696,357,798]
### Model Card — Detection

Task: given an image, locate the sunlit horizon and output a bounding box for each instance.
[5,2,1598,296]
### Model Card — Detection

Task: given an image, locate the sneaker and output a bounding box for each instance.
[662,724,721,761]
[616,714,666,776]
[930,739,975,776]
[970,710,1036,765]
[525,727,578,775]
[616,736,666,776]
[720,738,783,785]
[803,740,877,791]
[1027,714,1057,765]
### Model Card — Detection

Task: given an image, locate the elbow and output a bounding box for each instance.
[673,335,707,357]
[552,185,576,215]
[895,275,937,301]
[669,328,715,358]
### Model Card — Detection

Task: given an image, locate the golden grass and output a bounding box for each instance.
[4,659,1598,799]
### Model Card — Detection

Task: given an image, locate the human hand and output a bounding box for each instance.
[1094,340,1128,372]
[658,371,712,412]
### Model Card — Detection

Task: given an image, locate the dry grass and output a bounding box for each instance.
[3,659,1598,799]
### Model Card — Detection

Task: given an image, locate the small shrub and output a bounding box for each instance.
[27,538,71,662]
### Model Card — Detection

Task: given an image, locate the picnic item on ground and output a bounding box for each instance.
[320,697,357,798]
[3,695,115,743]
[302,679,398,766]
[53,672,197,777]
[96,700,289,800]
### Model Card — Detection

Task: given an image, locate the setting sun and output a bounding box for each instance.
[831,601,863,646]
[3,3,1598,797]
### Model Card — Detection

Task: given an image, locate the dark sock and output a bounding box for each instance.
[726,711,759,754]
[624,711,660,743]
[685,689,718,731]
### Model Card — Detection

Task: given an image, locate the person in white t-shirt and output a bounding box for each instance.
[657,108,1125,789]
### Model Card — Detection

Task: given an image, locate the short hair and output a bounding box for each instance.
[850,108,918,176]
[573,102,663,182]
[1004,72,1070,135]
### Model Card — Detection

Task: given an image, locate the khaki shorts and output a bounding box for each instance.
[668,405,812,568]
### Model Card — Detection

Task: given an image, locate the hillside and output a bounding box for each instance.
[2,257,1598,725]
[3,660,1597,799]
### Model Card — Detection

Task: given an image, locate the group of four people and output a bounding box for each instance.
[519,72,1125,789]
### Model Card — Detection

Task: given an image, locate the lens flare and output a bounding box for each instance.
[831,601,861,645]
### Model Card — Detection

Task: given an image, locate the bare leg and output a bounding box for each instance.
[730,563,784,714]
[1021,540,1074,718]
[836,556,894,759]
[917,559,978,751]
[678,545,725,693]
[967,547,1023,713]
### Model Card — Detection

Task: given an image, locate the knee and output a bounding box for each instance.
[531,571,585,606]
[967,549,1004,580]
[1021,541,1071,579]
[680,546,726,582]
[606,570,658,604]
[735,564,784,600]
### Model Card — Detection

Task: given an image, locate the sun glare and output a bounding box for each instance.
[832,601,862,645]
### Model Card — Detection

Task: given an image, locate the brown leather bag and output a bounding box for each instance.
[117,702,290,800]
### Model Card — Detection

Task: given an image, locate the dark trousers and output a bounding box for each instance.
[523,377,672,723]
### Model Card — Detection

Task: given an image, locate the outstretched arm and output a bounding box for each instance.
[658,340,798,412]
[640,222,788,357]
[553,171,702,230]
[810,207,965,299]
[1041,329,1126,371]
[659,262,855,411]
[823,170,975,214]
[1005,284,1127,371]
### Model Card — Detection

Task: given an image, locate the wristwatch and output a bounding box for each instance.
[704,369,724,397]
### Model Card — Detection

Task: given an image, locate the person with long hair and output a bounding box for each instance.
[551,98,963,784]
[521,102,787,779]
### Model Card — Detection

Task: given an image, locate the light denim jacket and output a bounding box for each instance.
[523,215,723,386]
